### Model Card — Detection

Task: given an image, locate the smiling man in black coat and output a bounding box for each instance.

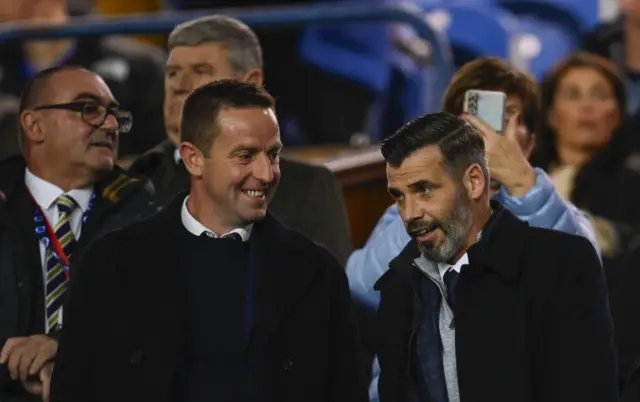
[50,80,368,402]
[129,15,352,264]
[374,112,617,402]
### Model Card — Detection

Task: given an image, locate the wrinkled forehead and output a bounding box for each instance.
[386,146,447,188]
[46,70,117,106]
[215,107,281,149]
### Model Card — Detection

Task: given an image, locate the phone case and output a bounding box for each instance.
[463,90,507,133]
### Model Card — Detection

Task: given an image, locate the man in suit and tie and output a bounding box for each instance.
[50,80,368,402]
[0,65,155,402]
[374,112,617,402]
[129,15,353,264]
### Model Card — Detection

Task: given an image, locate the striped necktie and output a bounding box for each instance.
[45,194,78,333]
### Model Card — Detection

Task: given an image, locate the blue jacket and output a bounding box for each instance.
[347,168,601,402]
[347,167,600,311]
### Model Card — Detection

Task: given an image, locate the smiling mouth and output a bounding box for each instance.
[411,227,435,238]
[90,141,113,149]
[242,189,266,200]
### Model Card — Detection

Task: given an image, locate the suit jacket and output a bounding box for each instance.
[0,156,156,400]
[373,202,618,402]
[129,140,353,264]
[609,242,640,401]
[50,193,368,402]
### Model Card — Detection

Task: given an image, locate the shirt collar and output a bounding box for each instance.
[180,195,252,241]
[432,229,483,278]
[174,148,182,164]
[437,252,469,277]
[25,168,94,212]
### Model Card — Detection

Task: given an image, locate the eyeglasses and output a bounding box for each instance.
[34,101,133,133]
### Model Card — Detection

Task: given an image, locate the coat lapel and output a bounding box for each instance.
[75,168,146,254]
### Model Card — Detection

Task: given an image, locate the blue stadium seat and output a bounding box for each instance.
[496,0,599,37]
[299,0,393,97]
[422,3,520,66]
[511,16,577,80]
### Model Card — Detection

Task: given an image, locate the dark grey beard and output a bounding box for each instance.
[418,191,473,263]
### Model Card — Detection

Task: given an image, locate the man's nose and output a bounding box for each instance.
[170,72,193,95]
[102,113,119,131]
[403,197,423,222]
[252,154,275,184]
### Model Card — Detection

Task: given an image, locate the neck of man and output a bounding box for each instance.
[28,162,95,192]
[187,183,245,236]
[450,200,491,264]
[22,4,73,71]
[167,128,180,149]
[626,18,640,72]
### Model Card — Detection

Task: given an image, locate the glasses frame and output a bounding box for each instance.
[33,101,133,133]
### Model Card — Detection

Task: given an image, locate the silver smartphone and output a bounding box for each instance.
[463,89,507,134]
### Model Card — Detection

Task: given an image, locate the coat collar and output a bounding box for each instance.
[375,200,528,291]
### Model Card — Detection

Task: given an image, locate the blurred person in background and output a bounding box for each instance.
[171,0,388,145]
[531,52,640,277]
[0,66,155,402]
[0,0,166,161]
[582,0,640,158]
[130,15,353,264]
[583,0,640,115]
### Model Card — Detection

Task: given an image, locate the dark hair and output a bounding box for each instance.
[18,65,91,151]
[442,57,540,136]
[381,111,488,183]
[530,52,629,208]
[180,79,275,156]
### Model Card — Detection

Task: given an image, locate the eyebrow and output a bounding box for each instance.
[166,63,215,72]
[269,143,283,153]
[73,92,119,108]
[408,179,440,191]
[230,143,283,155]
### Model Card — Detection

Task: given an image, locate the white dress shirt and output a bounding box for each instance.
[180,195,252,241]
[25,169,93,330]
[437,252,469,283]
[25,169,94,270]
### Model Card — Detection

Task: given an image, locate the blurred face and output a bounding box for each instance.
[192,107,281,229]
[0,0,37,22]
[165,42,262,145]
[387,145,479,263]
[548,67,621,155]
[21,69,120,178]
[621,0,640,23]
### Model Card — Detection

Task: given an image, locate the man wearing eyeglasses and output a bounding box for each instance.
[0,65,155,402]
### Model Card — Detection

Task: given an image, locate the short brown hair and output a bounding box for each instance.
[180,79,275,156]
[442,57,540,136]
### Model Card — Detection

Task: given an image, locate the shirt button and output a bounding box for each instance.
[205,232,215,238]
[281,359,293,371]
[130,350,143,365]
